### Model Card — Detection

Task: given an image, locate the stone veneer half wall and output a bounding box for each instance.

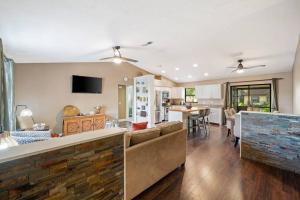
[241,112,300,174]
[0,134,124,199]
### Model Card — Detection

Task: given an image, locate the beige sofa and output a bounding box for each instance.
[125,121,187,200]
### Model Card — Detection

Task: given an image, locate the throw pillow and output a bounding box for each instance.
[132,122,148,131]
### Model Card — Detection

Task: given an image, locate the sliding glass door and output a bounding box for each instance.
[231,84,271,112]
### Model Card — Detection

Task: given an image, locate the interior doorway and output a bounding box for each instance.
[118,85,126,120]
[118,85,133,121]
[126,85,133,121]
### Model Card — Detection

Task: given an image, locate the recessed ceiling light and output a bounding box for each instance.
[188,75,192,78]
[161,70,166,74]
[193,64,198,68]
[204,73,209,76]
[175,67,180,71]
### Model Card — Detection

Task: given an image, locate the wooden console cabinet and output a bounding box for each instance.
[63,114,105,135]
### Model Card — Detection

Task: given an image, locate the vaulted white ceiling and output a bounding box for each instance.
[1,0,300,82]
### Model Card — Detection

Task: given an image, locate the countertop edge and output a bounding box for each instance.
[0,128,127,164]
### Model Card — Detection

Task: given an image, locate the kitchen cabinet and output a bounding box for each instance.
[195,84,222,99]
[155,86,172,94]
[171,87,185,99]
[208,108,223,125]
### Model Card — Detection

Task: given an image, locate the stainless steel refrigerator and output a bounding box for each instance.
[155,91,162,123]
[155,90,170,123]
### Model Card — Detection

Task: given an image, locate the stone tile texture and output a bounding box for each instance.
[241,112,300,174]
[0,134,124,200]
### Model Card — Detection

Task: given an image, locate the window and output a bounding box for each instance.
[185,88,197,103]
[231,84,271,112]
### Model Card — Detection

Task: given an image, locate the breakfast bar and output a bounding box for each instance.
[168,106,207,127]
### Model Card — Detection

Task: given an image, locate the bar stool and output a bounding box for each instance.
[198,109,207,135]
[204,108,210,133]
[188,114,200,135]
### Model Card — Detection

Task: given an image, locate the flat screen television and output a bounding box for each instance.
[72,75,102,94]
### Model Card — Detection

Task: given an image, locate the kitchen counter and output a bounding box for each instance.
[197,104,224,108]
[168,106,208,128]
[169,106,223,126]
[169,106,207,113]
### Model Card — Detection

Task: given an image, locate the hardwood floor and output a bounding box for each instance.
[133,125,300,200]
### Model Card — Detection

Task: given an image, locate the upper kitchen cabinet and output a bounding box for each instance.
[195,84,222,99]
[171,87,185,99]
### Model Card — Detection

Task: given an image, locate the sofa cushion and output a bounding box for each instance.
[129,128,160,146]
[125,133,131,148]
[157,121,183,135]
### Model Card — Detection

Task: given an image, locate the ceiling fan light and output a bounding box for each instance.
[113,57,122,64]
[114,51,120,57]
[237,69,244,74]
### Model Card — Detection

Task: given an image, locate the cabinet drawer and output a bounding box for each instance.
[64,119,81,135]
[94,115,105,130]
[81,117,94,132]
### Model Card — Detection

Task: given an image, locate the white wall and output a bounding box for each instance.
[293,37,300,114]
[14,62,152,132]
[15,62,175,133]
[178,72,293,114]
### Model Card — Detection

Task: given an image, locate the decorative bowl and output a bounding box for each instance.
[186,105,192,109]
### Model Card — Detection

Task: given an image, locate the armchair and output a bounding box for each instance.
[224,109,235,137]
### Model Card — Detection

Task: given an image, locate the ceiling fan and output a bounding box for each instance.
[227,59,266,73]
[98,42,153,64]
[99,46,138,64]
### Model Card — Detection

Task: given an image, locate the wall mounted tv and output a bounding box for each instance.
[72,75,102,94]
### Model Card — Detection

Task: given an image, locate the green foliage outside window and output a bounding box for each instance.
[231,84,271,112]
[185,88,197,103]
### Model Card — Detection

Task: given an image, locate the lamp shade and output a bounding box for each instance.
[20,108,33,117]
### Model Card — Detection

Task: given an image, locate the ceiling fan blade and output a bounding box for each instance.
[232,69,238,72]
[119,41,154,49]
[120,57,138,62]
[244,65,266,69]
[99,56,115,61]
[226,63,237,68]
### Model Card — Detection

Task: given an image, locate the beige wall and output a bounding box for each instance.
[177,72,293,114]
[14,62,155,132]
[293,37,300,114]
